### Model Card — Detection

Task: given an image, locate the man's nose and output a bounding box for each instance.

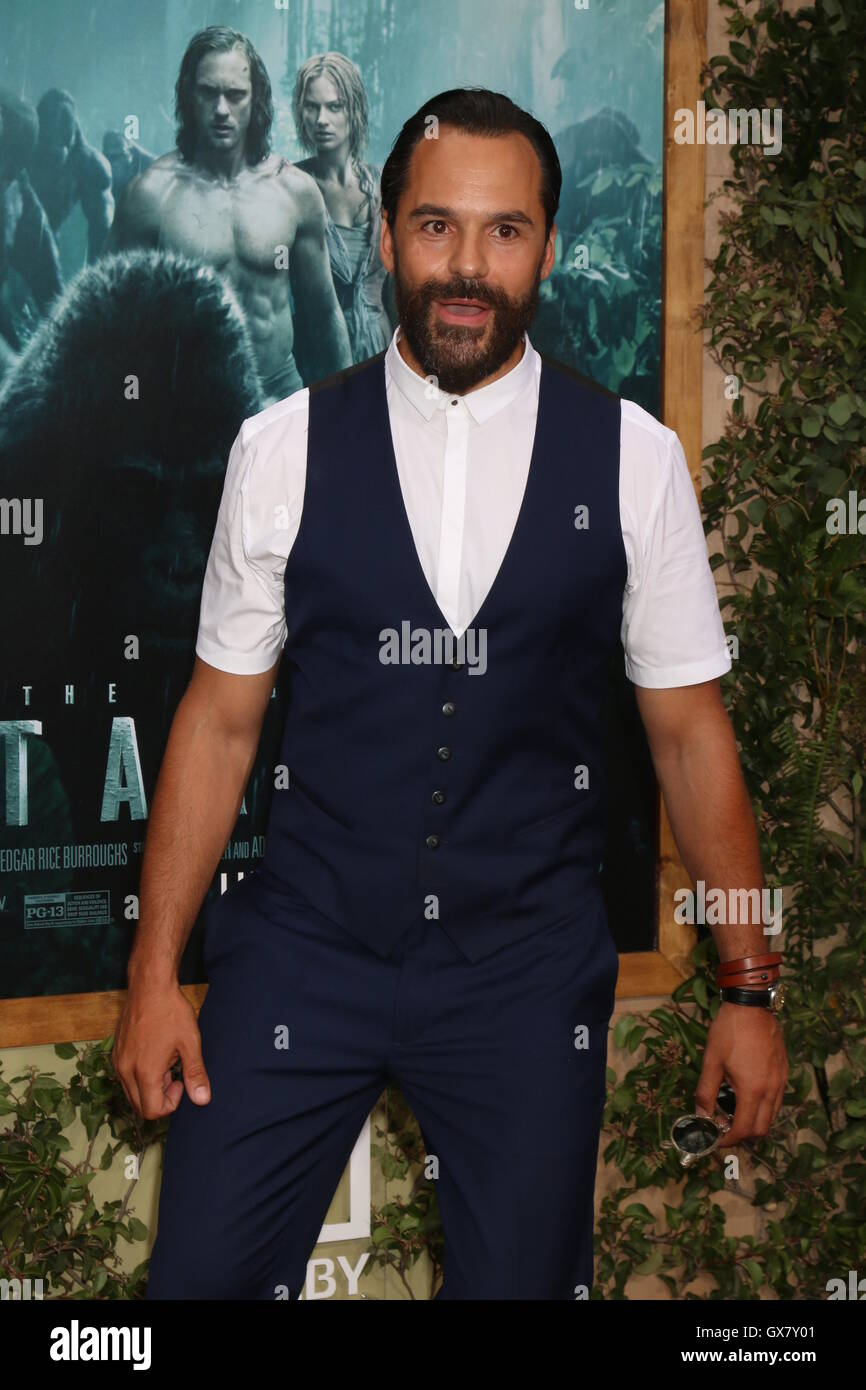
[448,231,488,282]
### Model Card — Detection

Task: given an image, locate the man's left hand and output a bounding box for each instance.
[695,1004,789,1144]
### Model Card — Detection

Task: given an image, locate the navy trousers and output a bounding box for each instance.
[145,873,619,1300]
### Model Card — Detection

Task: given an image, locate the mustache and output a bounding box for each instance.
[419,283,510,309]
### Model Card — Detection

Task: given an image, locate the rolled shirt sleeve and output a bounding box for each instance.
[195,393,308,675]
[620,401,732,688]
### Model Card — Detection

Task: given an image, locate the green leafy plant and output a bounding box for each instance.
[365,1082,444,1299]
[595,0,866,1298]
[0,1041,165,1299]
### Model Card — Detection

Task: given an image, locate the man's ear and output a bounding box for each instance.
[541,220,557,280]
[379,212,395,274]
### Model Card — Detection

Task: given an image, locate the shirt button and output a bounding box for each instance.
[441,701,456,717]
[437,746,451,761]
[426,834,440,850]
[431,790,446,805]
[451,398,458,406]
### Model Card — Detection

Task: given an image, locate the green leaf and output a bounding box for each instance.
[834,1122,866,1150]
[61,1174,92,1201]
[812,236,831,265]
[611,1085,636,1114]
[692,975,710,1009]
[624,1203,655,1222]
[827,396,853,426]
[56,1098,76,1129]
[744,1258,764,1287]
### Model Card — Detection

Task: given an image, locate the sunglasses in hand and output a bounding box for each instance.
[660,1081,737,1168]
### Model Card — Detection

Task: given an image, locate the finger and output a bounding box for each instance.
[750,1093,776,1140]
[177,1036,211,1105]
[113,1066,132,1111]
[723,1091,763,1145]
[123,1066,144,1118]
[136,1068,183,1120]
[695,1054,726,1117]
[160,1069,185,1113]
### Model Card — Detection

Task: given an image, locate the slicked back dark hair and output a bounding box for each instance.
[175,26,273,165]
[380,87,561,242]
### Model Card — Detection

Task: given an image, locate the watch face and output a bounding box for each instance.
[772,981,786,1012]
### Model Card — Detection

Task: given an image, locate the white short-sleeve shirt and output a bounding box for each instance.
[195,326,732,688]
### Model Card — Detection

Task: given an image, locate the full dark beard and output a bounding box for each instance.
[392,244,544,395]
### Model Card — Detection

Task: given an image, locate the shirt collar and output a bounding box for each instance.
[385,323,538,424]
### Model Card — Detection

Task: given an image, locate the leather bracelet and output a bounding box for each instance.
[715,963,781,985]
[717,967,783,989]
[717,953,782,977]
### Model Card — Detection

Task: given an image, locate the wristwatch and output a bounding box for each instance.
[719,980,786,1013]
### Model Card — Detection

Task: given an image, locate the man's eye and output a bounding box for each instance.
[422,220,448,234]
[495,224,519,238]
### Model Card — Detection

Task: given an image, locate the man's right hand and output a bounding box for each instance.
[109,655,278,1121]
[112,982,212,1119]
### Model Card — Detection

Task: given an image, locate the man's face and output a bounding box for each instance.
[380,126,555,394]
[192,48,253,158]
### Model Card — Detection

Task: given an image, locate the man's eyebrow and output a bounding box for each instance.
[406,203,536,227]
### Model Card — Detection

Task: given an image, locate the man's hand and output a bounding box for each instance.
[112,983,212,1120]
[696,1004,788,1144]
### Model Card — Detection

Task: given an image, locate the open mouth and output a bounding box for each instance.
[434,299,492,324]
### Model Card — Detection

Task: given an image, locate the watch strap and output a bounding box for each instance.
[720,983,784,1010]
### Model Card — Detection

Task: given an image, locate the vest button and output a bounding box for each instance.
[436,746,451,761]
[441,701,456,716]
[426,834,440,849]
[431,790,445,805]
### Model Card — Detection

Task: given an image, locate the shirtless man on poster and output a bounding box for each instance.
[105,25,351,402]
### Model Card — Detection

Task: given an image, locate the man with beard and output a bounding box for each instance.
[117,88,787,1301]
[104,25,351,402]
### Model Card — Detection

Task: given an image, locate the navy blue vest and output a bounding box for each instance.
[254,348,627,962]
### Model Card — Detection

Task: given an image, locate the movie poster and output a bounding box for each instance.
[0,0,664,1002]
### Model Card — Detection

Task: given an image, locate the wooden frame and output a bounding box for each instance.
[1,0,706,1045]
